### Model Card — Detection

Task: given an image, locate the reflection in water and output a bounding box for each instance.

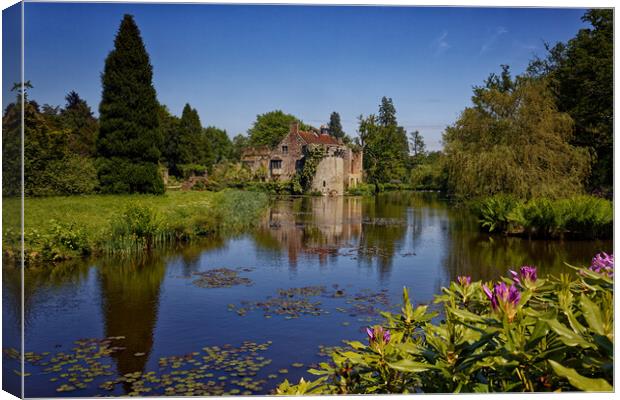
[98,255,165,390]
[4,192,611,397]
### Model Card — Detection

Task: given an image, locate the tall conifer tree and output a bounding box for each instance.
[328,111,345,139]
[97,14,164,194]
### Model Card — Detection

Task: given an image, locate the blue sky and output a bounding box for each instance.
[10,3,589,150]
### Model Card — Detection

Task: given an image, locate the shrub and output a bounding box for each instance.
[109,203,165,251]
[96,157,164,194]
[30,155,99,196]
[278,255,613,394]
[472,195,612,239]
[346,183,376,196]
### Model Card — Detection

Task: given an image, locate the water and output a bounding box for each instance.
[2,192,611,397]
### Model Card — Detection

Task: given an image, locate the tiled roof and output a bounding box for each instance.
[298,130,341,145]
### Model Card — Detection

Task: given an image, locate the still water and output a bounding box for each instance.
[2,193,611,397]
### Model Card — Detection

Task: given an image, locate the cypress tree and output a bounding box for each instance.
[328,111,345,139]
[96,14,164,194]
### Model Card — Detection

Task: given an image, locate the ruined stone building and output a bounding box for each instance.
[241,123,363,195]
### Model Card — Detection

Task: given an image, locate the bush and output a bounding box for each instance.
[96,157,164,194]
[472,194,522,233]
[109,203,165,251]
[278,255,613,394]
[472,195,613,239]
[29,155,99,196]
[346,183,376,196]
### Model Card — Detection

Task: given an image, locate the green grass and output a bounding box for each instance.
[3,189,269,264]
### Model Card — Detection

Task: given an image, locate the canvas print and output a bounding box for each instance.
[1,2,614,397]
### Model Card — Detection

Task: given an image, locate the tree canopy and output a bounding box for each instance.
[527,9,612,192]
[247,110,312,148]
[443,67,590,200]
[97,14,163,194]
[328,111,345,139]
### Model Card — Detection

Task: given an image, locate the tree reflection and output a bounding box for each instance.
[98,254,165,392]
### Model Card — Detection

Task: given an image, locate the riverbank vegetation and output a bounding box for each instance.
[471,195,612,239]
[2,190,268,264]
[277,253,614,393]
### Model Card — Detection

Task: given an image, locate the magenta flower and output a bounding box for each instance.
[509,266,537,287]
[589,253,614,278]
[483,282,521,321]
[366,325,391,345]
[457,276,472,286]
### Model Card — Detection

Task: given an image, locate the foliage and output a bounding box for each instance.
[346,183,376,196]
[358,98,409,185]
[471,195,522,233]
[408,151,446,191]
[97,14,163,194]
[291,146,327,194]
[528,9,613,192]
[472,195,612,239]
[61,91,98,157]
[207,162,253,189]
[328,111,345,139]
[96,157,164,194]
[278,257,613,393]
[231,134,250,161]
[35,154,98,196]
[443,66,590,200]
[3,190,269,264]
[247,110,313,149]
[110,203,164,251]
[205,126,233,164]
[408,130,425,158]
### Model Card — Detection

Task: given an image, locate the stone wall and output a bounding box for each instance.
[312,156,344,195]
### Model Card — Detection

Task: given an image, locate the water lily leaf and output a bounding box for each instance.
[548,360,612,392]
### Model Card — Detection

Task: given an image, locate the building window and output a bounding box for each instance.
[282,145,288,154]
[302,145,308,154]
[270,160,282,169]
[323,180,326,187]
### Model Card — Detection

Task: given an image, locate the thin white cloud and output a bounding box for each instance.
[480,26,508,54]
[431,31,450,56]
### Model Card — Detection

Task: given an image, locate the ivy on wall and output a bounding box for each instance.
[291,146,326,194]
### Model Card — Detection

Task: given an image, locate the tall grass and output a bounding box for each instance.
[472,195,612,239]
[2,189,269,264]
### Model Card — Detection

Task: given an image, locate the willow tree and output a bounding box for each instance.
[443,66,590,200]
[97,14,163,194]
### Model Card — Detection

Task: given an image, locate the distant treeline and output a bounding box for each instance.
[2,10,612,199]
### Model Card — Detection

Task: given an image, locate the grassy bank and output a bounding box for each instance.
[471,195,613,239]
[2,189,269,264]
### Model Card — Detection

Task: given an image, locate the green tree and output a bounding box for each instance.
[60,91,98,157]
[159,104,181,175]
[96,14,163,194]
[328,111,345,139]
[409,130,426,157]
[378,96,397,127]
[527,9,612,192]
[443,66,591,200]
[247,110,310,148]
[205,126,233,164]
[231,134,249,161]
[178,103,207,166]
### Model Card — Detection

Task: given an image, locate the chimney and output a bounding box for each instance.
[290,122,299,135]
[320,124,329,136]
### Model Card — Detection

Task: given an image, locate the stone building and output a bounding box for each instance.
[242,123,363,195]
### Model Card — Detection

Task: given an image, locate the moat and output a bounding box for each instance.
[2,192,611,397]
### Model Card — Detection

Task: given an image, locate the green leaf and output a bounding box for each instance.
[544,319,594,348]
[386,359,432,373]
[548,360,612,392]
[448,307,485,323]
[345,341,367,350]
[579,294,606,336]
